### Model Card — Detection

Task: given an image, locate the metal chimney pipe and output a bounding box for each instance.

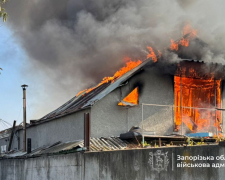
[21,84,28,152]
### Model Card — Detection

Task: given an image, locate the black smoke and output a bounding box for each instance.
[4,0,225,118]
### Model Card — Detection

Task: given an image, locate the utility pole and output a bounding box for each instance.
[21,84,28,152]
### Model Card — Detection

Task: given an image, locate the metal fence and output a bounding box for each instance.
[141,103,224,145]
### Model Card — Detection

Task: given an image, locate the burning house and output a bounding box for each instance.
[0,25,225,152]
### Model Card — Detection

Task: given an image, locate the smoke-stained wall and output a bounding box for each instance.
[91,64,175,137]
[2,64,225,151]
[0,64,175,152]
[91,63,225,137]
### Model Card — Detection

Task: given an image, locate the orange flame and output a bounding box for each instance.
[183,23,197,38]
[76,89,87,97]
[147,46,157,62]
[158,50,162,58]
[170,24,197,51]
[76,58,142,97]
[179,38,189,47]
[170,39,179,51]
[118,87,138,106]
[174,74,222,133]
[77,24,197,99]
[146,46,162,62]
[113,59,142,80]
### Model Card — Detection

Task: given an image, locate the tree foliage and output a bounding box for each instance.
[0,0,7,22]
[0,0,7,73]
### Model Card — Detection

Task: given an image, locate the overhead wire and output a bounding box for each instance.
[1,119,12,127]
[0,119,12,131]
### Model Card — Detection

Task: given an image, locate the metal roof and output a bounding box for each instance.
[0,131,10,139]
[39,82,111,121]
[0,137,130,158]
[0,125,23,139]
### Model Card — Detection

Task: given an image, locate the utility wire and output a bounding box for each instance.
[0,121,6,129]
[1,119,12,127]
[0,120,7,130]
[0,119,12,131]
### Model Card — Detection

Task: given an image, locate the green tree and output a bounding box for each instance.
[0,0,7,22]
[0,0,7,72]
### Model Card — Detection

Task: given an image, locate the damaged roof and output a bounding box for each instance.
[34,36,225,124]
[0,125,23,139]
[37,59,151,122]
[0,137,131,158]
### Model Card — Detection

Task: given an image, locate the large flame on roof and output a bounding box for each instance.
[147,47,157,62]
[76,42,164,97]
[170,24,197,51]
[76,57,142,97]
[76,23,195,97]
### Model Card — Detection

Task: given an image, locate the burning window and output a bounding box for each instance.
[174,76,222,134]
[118,87,139,106]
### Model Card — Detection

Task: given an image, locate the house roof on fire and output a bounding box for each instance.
[33,35,225,125]
[34,58,225,125]
[37,59,152,123]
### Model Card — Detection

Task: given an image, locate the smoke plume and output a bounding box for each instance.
[4,0,225,119]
